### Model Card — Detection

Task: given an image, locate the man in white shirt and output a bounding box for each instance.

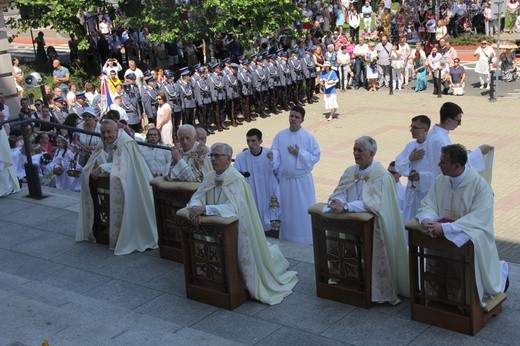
[427,47,442,95]
[109,96,128,121]
[353,37,369,89]
[124,60,144,90]
[139,127,171,177]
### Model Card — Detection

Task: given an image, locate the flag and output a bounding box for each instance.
[99,74,113,116]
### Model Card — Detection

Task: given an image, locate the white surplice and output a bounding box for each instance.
[272,128,320,244]
[187,166,298,305]
[395,139,435,225]
[234,147,281,232]
[75,130,158,255]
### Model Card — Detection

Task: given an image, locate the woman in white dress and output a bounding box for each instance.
[156,92,173,145]
[365,42,379,91]
[12,57,24,97]
[473,40,495,89]
[390,43,405,90]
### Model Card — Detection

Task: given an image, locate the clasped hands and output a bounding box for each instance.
[328,199,346,213]
[421,219,443,238]
[188,206,205,226]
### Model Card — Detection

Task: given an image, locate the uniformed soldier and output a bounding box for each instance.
[178,70,196,125]
[50,96,69,124]
[70,92,88,117]
[161,70,183,139]
[222,57,233,76]
[266,54,282,114]
[303,46,317,104]
[208,62,229,131]
[121,83,143,133]
[289,49,305,106]
[278,52,291,112]
[224,62,243,127]
[237,60,254,122]
[252,56,269,118]
[193,67,215,134]
[141,76,159,124]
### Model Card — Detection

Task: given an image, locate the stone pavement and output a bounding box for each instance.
[1,91,520,345]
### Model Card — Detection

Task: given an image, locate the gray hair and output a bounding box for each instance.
[355,136,377,154]
[177,124,196,138]
[211,143,233,157]
[327,43,334,50]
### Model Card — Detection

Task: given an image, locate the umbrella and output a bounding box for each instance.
[492,41,518,50]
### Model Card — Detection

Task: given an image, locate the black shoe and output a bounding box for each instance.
[222,125,230,130]
[206,128,215,135]
[264,230,279,238]
[235,120,243,125]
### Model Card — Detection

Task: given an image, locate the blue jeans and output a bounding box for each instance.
[354,58,366,88]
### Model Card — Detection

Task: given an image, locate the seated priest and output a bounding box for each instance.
[416,144,509,306]
[325,136,409,305]
[187,142,298,305]
[165,124,212,182]
[75,119,158,255]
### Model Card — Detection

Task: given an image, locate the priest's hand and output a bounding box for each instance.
[409,170,420,181]
[188,206,205,226]
[328,199,346,213]
[90,167,101,180]
[422,219,443,238]
[409,148,425,162]
[479,144,494,155]
[171,146,183,164]
[266,151,273,161]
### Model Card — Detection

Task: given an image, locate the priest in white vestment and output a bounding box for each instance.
[271,106,320,245]
[0,115,21,197]
[395,115,434,226]
[187,143,298,305]
[416,144,508,307]
[165,124,212,182]
[424,102,493,181]
[326,136,409,304]
[75,120,158,255]
[234,128,281,234]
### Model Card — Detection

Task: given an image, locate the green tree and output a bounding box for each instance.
[9,0,302,51]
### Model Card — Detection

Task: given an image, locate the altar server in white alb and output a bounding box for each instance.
[0,111,20,197]
[394,115,432,225]
[271,105,320,245]
[234,128,281,237]
[416,144,509,306]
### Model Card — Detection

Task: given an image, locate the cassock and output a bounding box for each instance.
[187,166,298,305]
[234,147,281,232]
[75,130,158,255]
[327,161,409,303]
[272,128,320,244]
[416,167,508,307]
[395,140,435,225]
[0,127,21,197]
[165,141,212,182]
[424,125,487,178]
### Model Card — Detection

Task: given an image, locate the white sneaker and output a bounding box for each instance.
[486,84,491,90]
[480,84,484,89]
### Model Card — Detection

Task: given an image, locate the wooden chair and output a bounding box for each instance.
[150,178,199,262]
[176,208,248,310]
[308,203,375,309]
[90,174,110,245]
[406,218,507,335]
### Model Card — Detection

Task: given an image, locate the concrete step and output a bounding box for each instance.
[0,270,241,345]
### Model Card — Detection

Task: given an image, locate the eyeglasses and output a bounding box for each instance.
[34,103,42,107]
[209,153,229,158]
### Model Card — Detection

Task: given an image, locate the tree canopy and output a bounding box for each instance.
[8,0,303,49]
